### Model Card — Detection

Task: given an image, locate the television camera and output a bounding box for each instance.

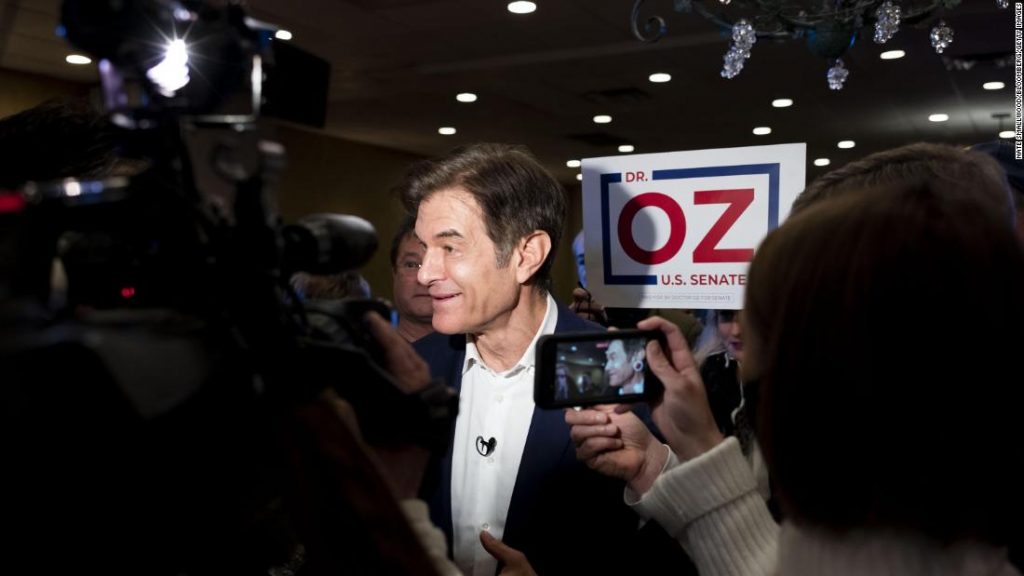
[0,1,455,573]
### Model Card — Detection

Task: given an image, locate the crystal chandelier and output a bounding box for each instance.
[630,0,1009,90]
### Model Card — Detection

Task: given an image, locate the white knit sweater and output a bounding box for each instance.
[628,438,1020,576]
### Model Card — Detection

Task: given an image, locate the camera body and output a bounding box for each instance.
[39,0,456,443]
[534,329,666,409]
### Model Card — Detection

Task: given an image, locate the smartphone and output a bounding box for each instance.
[534,329,665,409]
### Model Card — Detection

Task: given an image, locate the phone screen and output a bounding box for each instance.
[535,330,664,409]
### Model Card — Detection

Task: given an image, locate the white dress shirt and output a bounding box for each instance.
[450,294,558,576]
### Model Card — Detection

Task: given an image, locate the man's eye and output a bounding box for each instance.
[403,261,421,269]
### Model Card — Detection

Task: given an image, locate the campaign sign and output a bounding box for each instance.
[581,144,805,309]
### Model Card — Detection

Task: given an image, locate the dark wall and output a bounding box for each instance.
[0,67,580,306]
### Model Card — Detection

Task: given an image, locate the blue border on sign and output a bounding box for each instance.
[601,163,780,286]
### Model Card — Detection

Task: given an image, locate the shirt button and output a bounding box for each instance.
[495,394,504,403]
[482,523,489,531]
[487,457,495,464]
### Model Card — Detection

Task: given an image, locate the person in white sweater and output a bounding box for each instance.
[567,143,1024,576]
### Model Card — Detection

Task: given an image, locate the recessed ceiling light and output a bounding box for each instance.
[772,98,793,108]
[566,159,581,168]
[880,50,905,60]
[1000,130,1015,139]
[593,115,612,124]
[507,1,536,14]
[752,127,772,136]
[984,81,1006,90]
[65,54,92,65]
[928,113,949,122]
[837,140,856,149]
[275,29,293,41]
[618,144,635,153]
[648,72,672,83]
[456,92,477,103]
[576,173,583,181]
[438,127,456,135]
[814,158,831,167]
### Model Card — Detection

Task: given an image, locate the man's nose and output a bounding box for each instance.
[418,249,442,287]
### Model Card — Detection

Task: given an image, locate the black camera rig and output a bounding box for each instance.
[0,1,456,573]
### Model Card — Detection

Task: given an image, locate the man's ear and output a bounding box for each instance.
[514,231,552,285]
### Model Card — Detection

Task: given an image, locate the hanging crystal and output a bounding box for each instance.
[827,59,849,90]
[873,1,902,44]
[733,19,757,51]
[996,0,1009,8]
[720,19,757,79]
[721,46,746,78]
[719,0,731,4]
[930,21,953,54]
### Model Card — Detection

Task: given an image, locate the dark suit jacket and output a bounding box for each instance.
[415,302,694,575]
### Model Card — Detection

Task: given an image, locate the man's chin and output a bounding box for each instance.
[431,316,465,335]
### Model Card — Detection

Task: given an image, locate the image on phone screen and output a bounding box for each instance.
[535,330,663,409]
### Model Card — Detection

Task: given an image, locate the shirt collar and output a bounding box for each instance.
[463,293,558,376]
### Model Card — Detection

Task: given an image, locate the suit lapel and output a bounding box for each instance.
[503,304,600,545]
[502,404,573,545]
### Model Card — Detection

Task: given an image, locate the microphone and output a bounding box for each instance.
[282,213,378,274]
[475,436,497,457]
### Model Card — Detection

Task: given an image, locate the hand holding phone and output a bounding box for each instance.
[534,329,666,409]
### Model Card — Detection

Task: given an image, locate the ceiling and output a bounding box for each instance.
[0,0,1015,184]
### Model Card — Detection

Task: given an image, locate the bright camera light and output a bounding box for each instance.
[147,39,190,96]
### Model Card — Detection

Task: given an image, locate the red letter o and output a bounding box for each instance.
[617,192,686,265]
